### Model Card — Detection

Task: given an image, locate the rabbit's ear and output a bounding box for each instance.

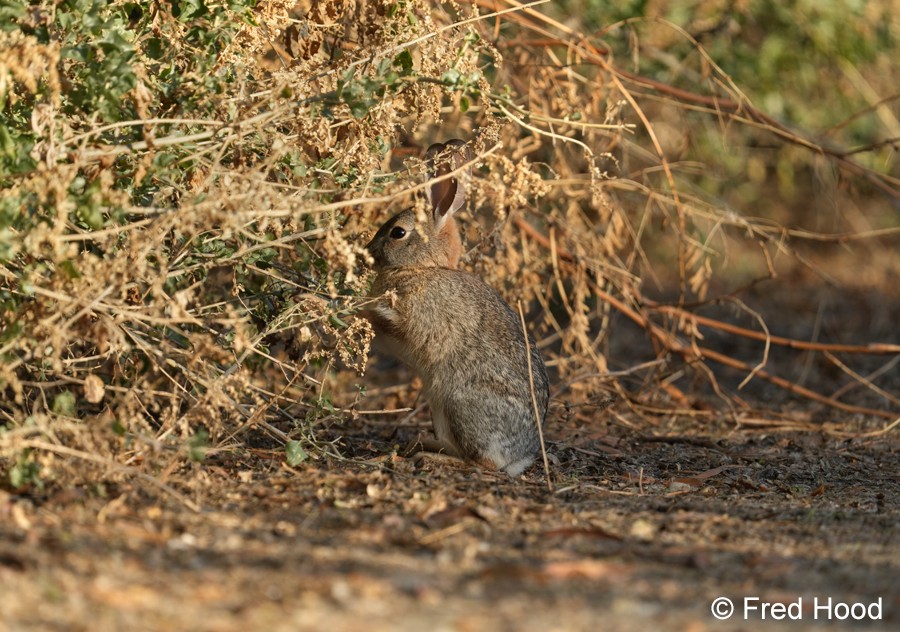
[425,139,470,228]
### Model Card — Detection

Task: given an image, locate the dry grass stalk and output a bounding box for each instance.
[518,300,552,491]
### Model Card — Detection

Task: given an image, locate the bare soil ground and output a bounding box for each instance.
[1,407,897,631]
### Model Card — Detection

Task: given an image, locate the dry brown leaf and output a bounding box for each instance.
[83,374,105,404]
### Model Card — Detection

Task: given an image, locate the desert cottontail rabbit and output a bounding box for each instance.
[366,140,550,476]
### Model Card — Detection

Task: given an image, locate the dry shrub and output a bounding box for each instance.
[0,1,897,497]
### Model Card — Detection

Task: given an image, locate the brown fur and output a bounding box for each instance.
[365,140,550,476]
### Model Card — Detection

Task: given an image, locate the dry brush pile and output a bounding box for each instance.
[1,0,898,498]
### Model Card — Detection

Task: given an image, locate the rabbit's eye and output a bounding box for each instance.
[389,226,407,239]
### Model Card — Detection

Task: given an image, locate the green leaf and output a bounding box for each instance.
[349,101,370,119]
[442,68,462,85]
[245,246,277,265]
[9,450,42,490]
[0,1,26,29]
[144,37,163,59]
[76,202,104,230]
[0,228,16,262]
[285,440,308,466]
[52,391,77,416]
[0,126,14,157]
[176,0,207,20]
[59,260,81,279]
[188,428,209,462]
[393,49,413,74]
[0,320,22,344]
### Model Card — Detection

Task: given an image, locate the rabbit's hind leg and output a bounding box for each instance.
[402,435,460,458]
[402,434,466,470]
[400,404,463,461]
[430,404,464,457]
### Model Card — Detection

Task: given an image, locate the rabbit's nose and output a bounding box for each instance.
[364,239,381,264]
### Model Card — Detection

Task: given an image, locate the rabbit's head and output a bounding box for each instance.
[367,139,471,270]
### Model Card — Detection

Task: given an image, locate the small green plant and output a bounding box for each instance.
[284,440,309,467]
[187,428,210,462]
[8,448,43,490]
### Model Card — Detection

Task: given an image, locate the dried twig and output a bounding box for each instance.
[518,301,552,491]
[652,306,900,355]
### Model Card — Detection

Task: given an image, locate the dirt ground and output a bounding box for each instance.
[1,405,897,632]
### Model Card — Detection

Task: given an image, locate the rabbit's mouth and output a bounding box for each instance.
[364,237,383,266]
